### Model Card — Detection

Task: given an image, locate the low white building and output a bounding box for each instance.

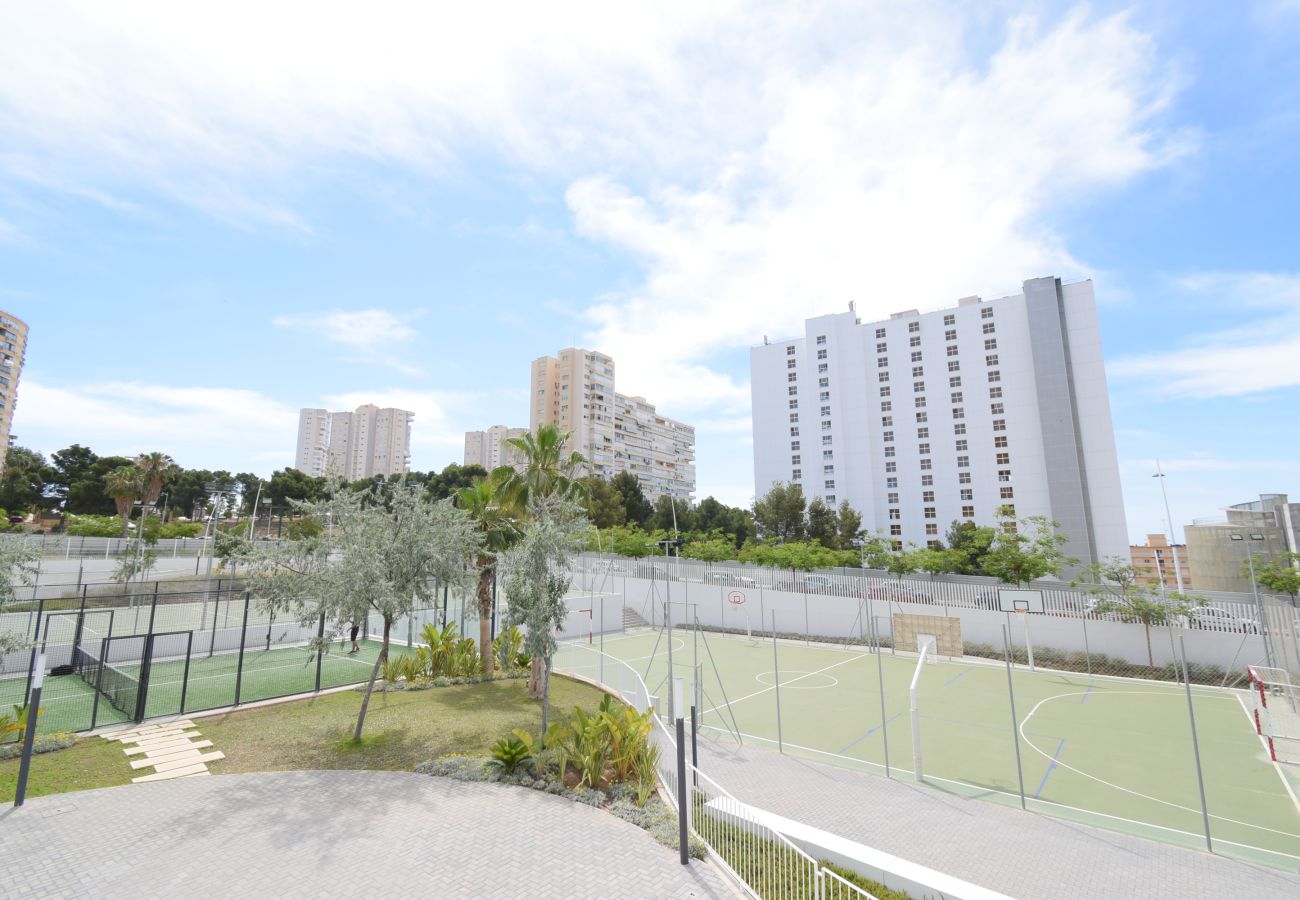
[750,277,1128,566]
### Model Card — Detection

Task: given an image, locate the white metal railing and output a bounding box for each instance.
[553,642,878,900]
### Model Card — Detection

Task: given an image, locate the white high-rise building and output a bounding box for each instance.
[464,426,527,471]
[750,277,1128,566]
[294,404,413,481]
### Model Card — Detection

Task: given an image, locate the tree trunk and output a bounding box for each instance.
[540,655,552,734]
[1144,623,1153,668]
[529,654,544,699]
[353,615,390,742]
[477,563,495,676]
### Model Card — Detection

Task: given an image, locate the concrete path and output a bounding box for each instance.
[0,771,738,900]
[697,738,1300,900]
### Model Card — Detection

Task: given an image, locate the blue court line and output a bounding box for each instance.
[1033,737,1067,799]
[943,667,973,687]
[1080,681,1096,704]
[839,711,905,754]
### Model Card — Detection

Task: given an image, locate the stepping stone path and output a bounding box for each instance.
[101,720,225,782]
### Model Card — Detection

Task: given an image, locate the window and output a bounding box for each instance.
[981,307,993,319]
[791,441,801,451]
[945,329,957,341]
[949,376,962,388]
[789,413,799,422]
[877,357,889,368]
[954,423,966,435]
[821,420,832,431]
[960,488,973,501]
[885,461,897,473]
[875,327,886,339]
[886,477,898,488]
[824,480,835,490]
[881,416,893,426]
[951,391,963,403]
[822,405,833,416]
[789,399,799,409]
[955,439,968,451]
[993,419,1006,432]
[957,455,970,468]
[908,321,920,333]
[826,495,836,505]
[883,431,894,442]
[916,427,929,438]
[910,336,921,348]
[915,396,927,408]
[818,363,828,373]
[816,334,827,345]
[877,373,888,384]
[959,472,972,484]
[982,322,996,334]
[823,450,834,460]
[921,474,933,486]
[947,361,960,372]
[1001,505,1017,518]
[998,469,1011,482]
[924,507,936,518]
[996,452,1010,464]
[821,391,832,400]
[787,345,797,355]
[1000,487,1015,499]
[989,386,1003,398]
[823,436,834,446]
[946,345,959,357]
[792,469,802,480]
[952,407,965,419]
[880,401,892,412]
[920,459,932,470]
[789,427,800,436]
[787,359,797,369]
[910,351,923,363]
[922,491,935,502]
[876,342,887,353]
[788,386,798,396]
[879,386,891,397]
[912,366,924,377]
[817,349,828,360]
[916,412,928,423]
[887,492,899,503]
[926,529,939,539]
[985,354,999,366]
[819,377,829,387]
[889,508,901,519]
[890,524,902,536]
[994,436,1009,448]
[962,505,975,518]
[913,380,925,392]
[988,370,1001,383]
[824,465,834,475]
[990,402,1004,415]
[884,446,895,457]
[788,373,798,383]
[791,455,801,465]
[918,442,931,455]
[984,338,997,351]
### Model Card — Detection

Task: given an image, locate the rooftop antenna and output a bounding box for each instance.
[763,335,769,345]
[849,300,856,312]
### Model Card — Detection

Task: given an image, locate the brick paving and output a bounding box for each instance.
[0,771,739,899]
[697,737,1300,900]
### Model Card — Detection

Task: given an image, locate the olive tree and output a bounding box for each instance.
[242,480,480,741]
[0,536,39,656]
[1075,557,1203,666]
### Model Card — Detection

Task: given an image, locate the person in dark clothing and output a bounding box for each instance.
[349,621,360,654]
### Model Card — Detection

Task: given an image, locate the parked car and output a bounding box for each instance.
[866,583,932,603]
[591,560,628,576]
[704,569,758,587]
[1184,606,1259,634]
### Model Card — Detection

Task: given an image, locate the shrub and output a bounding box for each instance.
[487,734,535,777]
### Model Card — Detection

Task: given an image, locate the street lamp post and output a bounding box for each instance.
[1153,460,1185,594]
[1231,532,1271,668]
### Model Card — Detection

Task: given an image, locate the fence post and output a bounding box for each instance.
[179,632,193,714]
[674,680,689,866]
[1180,637,1214,852]
[233,592,251,705]
[1001,625,1027,810]
[875,609,891,778]
[209,590,221,657]
[22,597,46,708]
[315,611,326,692]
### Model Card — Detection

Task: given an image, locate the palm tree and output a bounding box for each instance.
[502,424,586,506]
[104,466,143,539]
[135,452,180,508]
[455,468,523,676]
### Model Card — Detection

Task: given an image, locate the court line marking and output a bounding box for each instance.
[838,711,905,755]
[754,670,840,690]
[1033,737,1067,799]
[1234,692,1300,819]
[701,651,870,717]
[1019,689,1300,839]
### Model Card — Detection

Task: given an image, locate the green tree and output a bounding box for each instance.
[680,534,737,562]
[134,452,180,508]
[944,520,997,575]
[0,535,40,655]
[503,425,586,508]
[911,547,959,580]
[1248,552,1300,605]
[837,501,864,551]
[457,469,524,675]
[48,444,98,503]
[0,447,51,514]
[265,468,327,509]
[1076,558,1201,666]
[243,480,479,741]
[806,497,839,549]
[611,471,653,528]
[753,482,806,543]
[981,512,1074,587]
[104,466,143,539]
[649,495,694,533]
[424,463,488,502]
[581,476,626,529]
[589,525,654,557]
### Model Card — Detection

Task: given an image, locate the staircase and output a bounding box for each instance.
[622,605,652,631]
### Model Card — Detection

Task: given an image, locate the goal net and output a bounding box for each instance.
[1248,665,1300,765]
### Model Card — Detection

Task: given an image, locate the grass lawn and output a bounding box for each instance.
[0,675,606,802]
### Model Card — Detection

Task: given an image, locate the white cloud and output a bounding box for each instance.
[1111,273,1300,397]
[273,309,416,351]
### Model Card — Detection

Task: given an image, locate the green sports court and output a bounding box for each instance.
[573,628,1300,868]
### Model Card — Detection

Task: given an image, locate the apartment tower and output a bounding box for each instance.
[750,277,1128,566]
[464,426,527,471]
[0,310,27,468]
[294,404,414,481]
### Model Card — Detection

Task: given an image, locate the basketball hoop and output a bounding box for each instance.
[728,591,747,606]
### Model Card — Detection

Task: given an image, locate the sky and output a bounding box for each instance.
[2,1,1298,543]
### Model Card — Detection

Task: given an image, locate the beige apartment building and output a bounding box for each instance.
[530,348,695,500]
[294,404,413,481]
[0,311,26,469]
[1129,534,1191,590]
[1184,493,1299,593]
[464,426,527,471]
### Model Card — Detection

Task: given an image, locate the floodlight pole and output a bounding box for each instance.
[1153,460,1185,594]
[1231,533,1272,669]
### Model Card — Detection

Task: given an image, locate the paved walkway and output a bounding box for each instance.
[0,771,738,899]
[698,737,1300,900]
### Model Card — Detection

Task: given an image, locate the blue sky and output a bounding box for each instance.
[2,1,1298,543]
